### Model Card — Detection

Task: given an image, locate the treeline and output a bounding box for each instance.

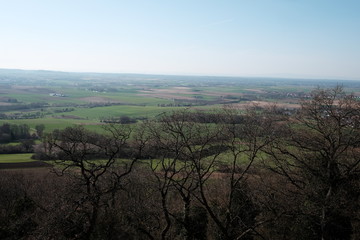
[100,116,143,124]
[0,108,75,120]
[0,123,32,143]
[0,112,45,120]
[0,123,44,153]
[0,102,49,112]
[1,87,360,239]
[0,139,35,154]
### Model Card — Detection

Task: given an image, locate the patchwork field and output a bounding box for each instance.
[1,69,360,133]
[5,70,343,168]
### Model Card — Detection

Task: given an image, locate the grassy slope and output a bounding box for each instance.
[0,153,35,163]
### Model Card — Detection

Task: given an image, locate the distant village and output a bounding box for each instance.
[49,93,66,97]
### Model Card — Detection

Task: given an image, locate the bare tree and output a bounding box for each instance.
[144,110,225,240]
[45,124,139,239]
[264,86,360,239]
[142,108,278,240]
[211,105,283,240]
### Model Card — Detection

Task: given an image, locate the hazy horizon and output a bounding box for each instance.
[1,1,360,80]
[2,67,360,82]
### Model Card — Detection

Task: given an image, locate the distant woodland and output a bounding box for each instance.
[1,86,360,239]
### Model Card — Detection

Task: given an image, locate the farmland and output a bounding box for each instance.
[2,69,360,239]
[2,68,360,133]
[1,68,360,162]
[1,69,359,167]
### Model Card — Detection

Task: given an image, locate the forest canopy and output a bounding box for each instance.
[1,87,360,239]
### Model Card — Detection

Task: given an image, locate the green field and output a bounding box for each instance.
[0,153,35,163]
[1,69,360,134]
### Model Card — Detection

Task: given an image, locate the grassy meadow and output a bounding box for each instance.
[1,69,360,167]
[0,153,35,163]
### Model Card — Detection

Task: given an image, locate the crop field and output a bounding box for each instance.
[1,70,360,133]
[0,70,359,134]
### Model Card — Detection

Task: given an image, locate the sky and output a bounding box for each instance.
[1,0,360,80]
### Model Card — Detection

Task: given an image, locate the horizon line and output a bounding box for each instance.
[0,67,359,82]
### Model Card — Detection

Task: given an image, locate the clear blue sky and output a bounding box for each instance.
[1,0,360,79]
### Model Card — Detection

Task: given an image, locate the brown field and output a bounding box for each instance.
[0,102,13,106]
[244,88,266,93]
[231,100,301,109]
[201,91,244,97]
[138,87,245,100]
[137,93,195,100]
[138,88,196,100]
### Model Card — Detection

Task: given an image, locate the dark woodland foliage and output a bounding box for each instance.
[0,123,39,153]
[0,123,31,143]
[1,87,360,239]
